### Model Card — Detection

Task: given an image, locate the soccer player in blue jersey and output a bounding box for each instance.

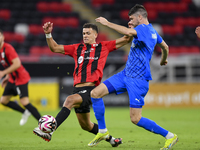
[88,4,178,150]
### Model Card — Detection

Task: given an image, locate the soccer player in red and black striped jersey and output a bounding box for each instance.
[0,30,41,126]
[33,22,132,146]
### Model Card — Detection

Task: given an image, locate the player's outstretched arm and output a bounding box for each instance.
[157,40,169,66]
[195,26,200,39]
[115,35,133,49]
[43,22,65,54]
[95,17,137,36]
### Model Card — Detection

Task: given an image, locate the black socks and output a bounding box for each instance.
[55,107,71,129]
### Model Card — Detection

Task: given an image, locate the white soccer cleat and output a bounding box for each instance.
[33,127,52,142]
[20,109,31,126]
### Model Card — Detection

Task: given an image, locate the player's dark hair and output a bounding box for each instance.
[128,4,147,18]
[0,29,3,34]
[83,23,98,33]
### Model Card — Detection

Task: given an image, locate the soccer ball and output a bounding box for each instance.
[38,115,57,133]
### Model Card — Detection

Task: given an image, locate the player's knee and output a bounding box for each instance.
[0,97,8,105]
[130,115,141,125]
[91,90,100,98]
[63,96,74,107]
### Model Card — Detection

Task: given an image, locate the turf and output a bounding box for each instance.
[0,107,200,150]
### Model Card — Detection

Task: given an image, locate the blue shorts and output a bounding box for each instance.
[103,71,149,108]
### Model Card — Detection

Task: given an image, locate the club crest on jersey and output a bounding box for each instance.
[78,56,83,64]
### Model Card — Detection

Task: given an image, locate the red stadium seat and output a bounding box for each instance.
[174,17,186,26]
[13,34,25,43]
[186,17,198,27]
[49,2,61,13]
[91,0,115,7]
[42,17,55,25]
[147,10,157,20]
[54,17,67,28]
[97,33,108,43]
[189,46,200,54]
[36,2,49,13]
[61,3,72,12]
[29,46,42,56]
[0,9,11,20]
[120,10,129,20]
[3,32,13,43]
[66,17,79,28]
[29,24,44,35]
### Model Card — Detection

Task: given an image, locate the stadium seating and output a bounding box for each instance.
[87,0,200,56]
[0,0,87,60]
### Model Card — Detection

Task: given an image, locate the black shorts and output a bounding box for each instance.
[3,82,29,98]
[73,86,96,113]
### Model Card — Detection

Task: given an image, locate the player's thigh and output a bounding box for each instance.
[126,78,149,108]
[91,83,109,98]
[0,95,12,104]
[103,71,127,94]
[64,94,83,108]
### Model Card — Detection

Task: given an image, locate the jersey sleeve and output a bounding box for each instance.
[134,25,148,42]
[155,30,163,44]
[6,44,18,61]
[102,40,117,52]
[63,44,76,57]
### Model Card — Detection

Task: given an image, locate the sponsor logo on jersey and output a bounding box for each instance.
[152,33,157,39]
[84,56,98,60]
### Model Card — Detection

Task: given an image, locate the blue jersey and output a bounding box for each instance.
[124,24,163,80]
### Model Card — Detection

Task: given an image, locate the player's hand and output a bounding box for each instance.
[195,26,200,39]
[95,17,109,26]
[1,78,8,88]
[43,22,53,34]
[0,71,5,80]
[160,60,168,66]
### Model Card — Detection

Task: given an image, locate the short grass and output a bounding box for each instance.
[0,107,200,150]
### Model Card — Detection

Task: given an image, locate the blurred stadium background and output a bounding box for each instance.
[0,0,200,111]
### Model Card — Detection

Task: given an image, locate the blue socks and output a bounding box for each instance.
[91,97,106,129]
[137,117,168,137]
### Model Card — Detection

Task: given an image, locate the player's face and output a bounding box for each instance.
[0,33,4,47]
[82,28,97,44]
[128,14,140,28]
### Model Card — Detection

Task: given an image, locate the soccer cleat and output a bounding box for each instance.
[88,131,110,147]
[160,134,178,150]
[33,127,52,142]
[111,138,122,147]
[20,109,31,126]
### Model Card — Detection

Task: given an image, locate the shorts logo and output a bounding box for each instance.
[79,90,87,94]
[78,56,83,64]
[16,87,22,97]
[135,98,140,103]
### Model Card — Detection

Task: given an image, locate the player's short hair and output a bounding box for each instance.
[128,4,147,18]
[0,29,3,34]
[83,23,98,33]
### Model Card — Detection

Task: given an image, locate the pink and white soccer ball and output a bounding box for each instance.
[38,115,57,133]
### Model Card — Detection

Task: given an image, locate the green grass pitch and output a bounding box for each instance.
[0,107,200,150]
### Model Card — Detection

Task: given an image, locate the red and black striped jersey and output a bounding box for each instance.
[64,40,116,86]
[0,43,30,85]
